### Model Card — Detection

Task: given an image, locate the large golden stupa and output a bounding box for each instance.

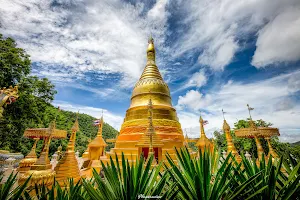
[100,37,186,164]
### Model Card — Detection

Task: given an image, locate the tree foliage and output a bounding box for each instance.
[0,34,118,157]
[0,34,31,87]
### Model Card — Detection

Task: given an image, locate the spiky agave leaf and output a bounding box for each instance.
[230,153,300,200]
[165,147,262,200]
[0,172,31,200]
[83,152,170,200]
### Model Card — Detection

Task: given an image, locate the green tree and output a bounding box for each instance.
[0,34,31,87]
[0,34,57,154]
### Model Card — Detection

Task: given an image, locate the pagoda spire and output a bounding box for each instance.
[148,99,154,154]
[139,37,163,81]
[68,113,79,151]
[147,36,155,64]
[97,115,104,137]
[199,116,207,138]
[55,114,81,186]
[196,115,213,153]
[222,109,241,162]
[136,98,163,162]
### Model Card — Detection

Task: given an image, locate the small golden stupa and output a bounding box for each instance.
[17,138,39,173]
[81,116,107,177]
[54,115,81,186]
[18,121,67,187]
[100,37,186,164]
[222,111,241,162]
[195,116,214,154]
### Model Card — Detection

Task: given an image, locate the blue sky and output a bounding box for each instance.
[1,0,300,142]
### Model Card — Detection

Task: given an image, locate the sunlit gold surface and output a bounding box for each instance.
[136,100,163,148]
[235,118,280,160]
[196,116,213,154]
[18,138,39,173]
[265,137,278,158]
[19,121,67,187]
[100,38,189,166]
[223,120,241,162]
[0,85,19,118]
[55,116,81,186]
[81,116,107,177]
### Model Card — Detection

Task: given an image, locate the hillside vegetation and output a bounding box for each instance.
[0,33,118,157]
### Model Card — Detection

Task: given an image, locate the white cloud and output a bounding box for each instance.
[174,69,207,93]
[175,0,300,70]
[0,0,170,88]
[148,0,169,24]
[252,8,300,67]
[176,70,300,142]
[186,70,207,88]
[176,90,211,111]
[53,100,123,130]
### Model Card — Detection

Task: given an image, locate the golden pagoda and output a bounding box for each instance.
[81,116,107,177]
[222,111,241,162]
[18,121,67,187]
[101,37,186,164]
[196,116,214,154]
[54,115,81,186]
[17,138,39,173]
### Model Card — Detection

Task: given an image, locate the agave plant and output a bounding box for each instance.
[0,173,30,200]
[165,147,262,200]
[1,149,299,200]
[83,153,175,200]
[22,178,87,200]
[54,179,87,200]
[231,154,300,200]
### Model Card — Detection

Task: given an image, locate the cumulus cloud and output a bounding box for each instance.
[175,0,300,70]
[186,70,207,88]
[147,0,169,24]
[252,7,300,67]
[0,0,170,88]
[176,70,300,142]
[174,69,208,93]
[53,100,123,130]
[176,90,211,111]
[288,71,300,92]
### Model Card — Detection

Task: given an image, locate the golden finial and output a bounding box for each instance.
[222,109,226,120]
[247,104,254,119]
[148,35,154,43]
[222,109,230,131]
[199,113,208,137]
[147,36,155,63]
[96,112,104,137]
[199,115,203,123]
